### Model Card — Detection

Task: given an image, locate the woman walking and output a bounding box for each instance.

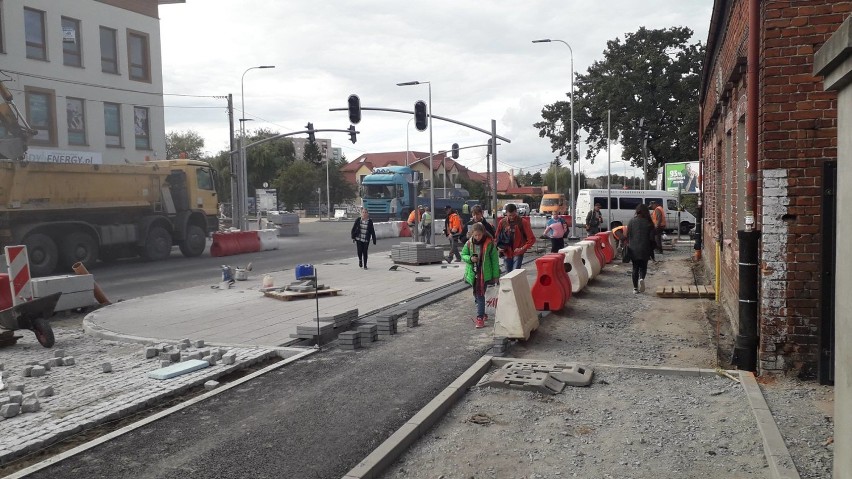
[626,203,654,293]
[350,207,376,269]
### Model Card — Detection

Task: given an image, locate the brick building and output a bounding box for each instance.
[699,0,850,378]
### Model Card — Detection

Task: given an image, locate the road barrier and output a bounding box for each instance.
[531,253,571,312]
[560,245,588,293]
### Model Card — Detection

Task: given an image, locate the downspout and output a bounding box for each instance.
[695,104,704,261]
[733,0,761,372]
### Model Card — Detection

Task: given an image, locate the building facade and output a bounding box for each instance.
[0,0,182,164]
[700,0,850,378]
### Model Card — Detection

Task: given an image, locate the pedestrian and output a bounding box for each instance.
[626,203,654,293]
[444,205,463,263]
[585,202,604,235]
[407,206,423,241]
[421,206,433,244]
[650,200,666,254]
[350,207,376,269]
[542,215,568,253]
[462,222,500,329]
[495,203,536,272]
[462,204,495,239]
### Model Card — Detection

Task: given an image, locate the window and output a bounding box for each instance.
[66,97,86,145]
[100,27,118,74]
[127,31,150,82]
[645,197,663,208]
[25,87,56,145]
[593,197,617,209]
[619,197,641,210]
[134,106,150,149]
[62,17,82,67]
[196,168,215,191]
[24,8,46,60]
[667,199,679,212]
[104,102,121,147]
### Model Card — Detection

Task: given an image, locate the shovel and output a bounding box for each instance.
[389,265,419,274]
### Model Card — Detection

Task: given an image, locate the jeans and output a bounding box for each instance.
[550,238,565,253]
[448,235,461,261]
[503,255,523,272]
[474,291,485,317]
[356,240,370,267]
[631,258,648,288]
[422,226,431,244]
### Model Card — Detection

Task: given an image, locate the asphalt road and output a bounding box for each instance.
[89,220,404,301]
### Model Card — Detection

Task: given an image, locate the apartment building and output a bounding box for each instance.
[0,0,183,164]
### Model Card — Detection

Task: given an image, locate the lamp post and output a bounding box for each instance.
[405,117,414,166]
[533,38,576,238]
[397,80,433,244]
[239,65,275,230]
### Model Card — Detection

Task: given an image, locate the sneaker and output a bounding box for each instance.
[474,316,485,329]
[446,257,453,264]
[358,261,362,268]
[363,265,368,270]
[633,288,639,294]
[638,278,645,293]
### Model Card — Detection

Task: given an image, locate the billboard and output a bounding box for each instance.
[663,161,699,193]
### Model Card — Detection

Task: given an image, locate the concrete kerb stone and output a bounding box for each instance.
[2,348,318,479]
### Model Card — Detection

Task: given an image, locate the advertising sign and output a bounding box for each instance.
[25,148,102,164]
[663,161,699,193]
[255,189,278,212]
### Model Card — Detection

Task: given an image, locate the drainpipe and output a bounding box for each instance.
[695,105,703,261]
[733,0,761,372]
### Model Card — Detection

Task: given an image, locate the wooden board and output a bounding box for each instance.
[655,285,716,299]
[264,288,342,301]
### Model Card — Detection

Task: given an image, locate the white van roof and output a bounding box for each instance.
[577,189,677,198]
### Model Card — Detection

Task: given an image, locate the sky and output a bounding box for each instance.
[158,0,713,179]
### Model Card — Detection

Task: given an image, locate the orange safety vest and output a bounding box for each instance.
[652,206,666,228]
[407,209,421,225]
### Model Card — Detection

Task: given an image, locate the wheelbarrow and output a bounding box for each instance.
[0,292,61,348]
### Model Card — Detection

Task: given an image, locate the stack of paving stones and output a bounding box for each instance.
[406,308,419,328]
[319,308,358,330]
[0,335,276,466]
[491,336,510,357]
[375,314,398,336]
[391,242,445,265]
[337,331,361,350]
[290,321,336,344]
[357,324,378,343]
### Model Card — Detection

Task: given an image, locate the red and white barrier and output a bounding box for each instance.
[5,245,33,306]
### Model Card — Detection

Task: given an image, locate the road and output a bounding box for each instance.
[89,220,406,301]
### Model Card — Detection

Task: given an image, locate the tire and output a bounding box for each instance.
[60,231,99,270]
[32,317,55,348]
[178,224,206,257]
[23,233,59,277]
[680,222,693,235]
[139,226,173,261]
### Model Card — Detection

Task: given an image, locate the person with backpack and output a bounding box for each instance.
[443,205,463,263]
[650,200,666,254]
[495,203,536,272]
[462,222,500,329]
[542,215,568,253]
[627,203,655,293]
[462,204,494,239]
[585,203,604,235]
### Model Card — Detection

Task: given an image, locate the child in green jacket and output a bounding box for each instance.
[462,222,500,329]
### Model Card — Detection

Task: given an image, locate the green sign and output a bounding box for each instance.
[663,162,699,193]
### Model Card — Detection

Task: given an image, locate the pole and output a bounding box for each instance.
[326,149,330,221]
[240,65,275,230]
[227,94,238,227]
[427,83,435,244]
[568,44,577,238]
[317,187,321,218]
[405,117,413,166]
[607,109,611,228]
[491,120,498,219]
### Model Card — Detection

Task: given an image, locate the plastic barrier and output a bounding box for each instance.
[210,231,261,257]
[493,268,539,340]
[559,215,573,227]
[594,232,615,264]
[235,231,261,254]
[577,240,601,279]
[560,245,588,293]
[531,254,572,311]
[0,273,12,311]
[258,229,279,251]
[397,221,412,238]
[587,235,608,269]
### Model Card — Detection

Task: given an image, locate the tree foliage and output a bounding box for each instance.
[534,27,704,181]
[165,130,205,159]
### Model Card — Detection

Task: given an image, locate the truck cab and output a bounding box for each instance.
[360,166,418,221]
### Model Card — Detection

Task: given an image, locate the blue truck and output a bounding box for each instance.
[360,166,471,221]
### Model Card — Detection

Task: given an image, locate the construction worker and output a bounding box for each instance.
[444,205,463,263]
[421,207,433,244]
[612,225,628,259]
[407,206,423,240]
[650,201,666,254]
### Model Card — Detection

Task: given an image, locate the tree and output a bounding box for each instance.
[531,172,543,186]
[458,176,486,205]
[245,128,295,195]
[327,155,358,206]
[534,27,704,181]
[165,130,205,159]
[276,161,321,210]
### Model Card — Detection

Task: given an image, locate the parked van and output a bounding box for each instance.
[501,202,530,216]
[540,193,568,216]
[575,189,696,234]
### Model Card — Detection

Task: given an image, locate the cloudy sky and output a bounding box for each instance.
[159,1,712,178]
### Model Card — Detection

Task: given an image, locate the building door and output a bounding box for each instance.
[820,161,836,385]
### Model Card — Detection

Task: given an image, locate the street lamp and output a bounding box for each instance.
[239,65,275,230]
[405,117,414,166]
[533,38,577,238]
[397,80,433,244]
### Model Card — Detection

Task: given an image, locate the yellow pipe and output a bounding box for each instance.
[72,262,111,305]
[715,240,721,302]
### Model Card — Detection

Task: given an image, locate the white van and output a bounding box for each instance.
[575,189,696,234]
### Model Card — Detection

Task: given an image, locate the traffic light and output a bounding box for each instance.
[347,94,361,124]
[451,143,459,159]
[349,125,357,144]
[306,122,315,143]
[414,100,428,132]
[487,139,493,156]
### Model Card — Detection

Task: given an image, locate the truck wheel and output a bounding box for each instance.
[24,233,59,276]
[178,225,206,257]
[680,222,692,235]
[140,226,173,261]
[61,232,99,270]
[32,317,55,348]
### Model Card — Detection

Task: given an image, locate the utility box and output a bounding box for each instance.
[31,274,98,312]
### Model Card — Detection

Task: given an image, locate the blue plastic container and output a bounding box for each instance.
[295,264,315,280]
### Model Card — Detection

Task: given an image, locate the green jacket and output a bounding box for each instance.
[461,236,500,286]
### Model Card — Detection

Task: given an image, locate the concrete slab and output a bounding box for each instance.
[147,359,209,380]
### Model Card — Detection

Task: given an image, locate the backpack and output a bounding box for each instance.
[496,219,526,249]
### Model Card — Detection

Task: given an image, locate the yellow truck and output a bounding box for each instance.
[0,81,219,276]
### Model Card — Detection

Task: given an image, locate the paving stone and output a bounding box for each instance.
[21,366,33,377]
[222,353,236,365]
[0,362,4,371]
[204,380,219,390]
[166,351,181,362]
[55,358,65,366]
[205,356,217,366]
[180,338,191,346]
[62,357,76,366]
[101,362,113,373]
[9,384,24,393]
[21,399,40,413]
[178,343,189,350]
[144,347,159,359]
[188,352,202,360]
[1,371,11,379]
[199,349,210,357]
[30,365,46,377]
[46,358,60,368]
[193,340,205,348]
[8,391,23,404]
[35,386,54,397]
[0,397,10,407]
[53,349,65,358]
[1,403,20,418]
[160,360,171,368]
